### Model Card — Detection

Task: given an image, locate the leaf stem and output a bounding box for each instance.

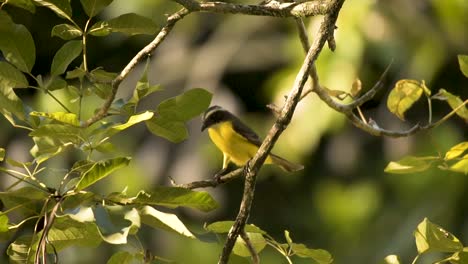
[411,254,420,264]
[82,18,92,72]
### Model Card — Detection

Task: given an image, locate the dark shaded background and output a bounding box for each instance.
[1,0,467,263]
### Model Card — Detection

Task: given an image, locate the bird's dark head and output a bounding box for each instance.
[201,105,233,131]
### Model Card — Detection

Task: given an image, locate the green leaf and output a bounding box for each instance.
[458,55,468,78]
[157,88,213,121]
[107,251,137,264]
[0,186,47,215]
[33,0,73,22]
[0,61,28,88]
[450,154,468,174]
[448,249,468,264]
[30,111,80,126]
[66,67,86,80]
[76,157,131,190]
[414,218,463,254]
[291,243,333,264]
[30,124,83,144]
[0,11,36,72]
[0,213,9,232]
[1,0,36,13]
[0,148,4,161]
[80,0,113,17]
[0,84,26,125]
[382,255,402,264]
[51,23,82,40]
[47,215,102,250]
[30,136,74,163]
[90,68,118,82]
[133,187,218,212]
[51,40,82,76]
[445,142,468,160]
[109,111,154,135]
[146,88,212,142]
[233,232,266,257]
[384,156,437,174]
[205,221,266,234]
[89,13,158,36]
[43,75,67,91]
[138,205,195,238]
[433,89,468,122]
[146,116,188,143]
[93,205,140,244]
[7,235,34,264]
[387,79,425,120]
[129,58,162,107]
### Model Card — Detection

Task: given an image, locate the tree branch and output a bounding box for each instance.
[176,168,243,189]
[82,9,190,127]
[174,0,330,18]
[240,230,260,264]
[217,1,346,263]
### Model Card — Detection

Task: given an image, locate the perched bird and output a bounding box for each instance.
[201,105,304,173]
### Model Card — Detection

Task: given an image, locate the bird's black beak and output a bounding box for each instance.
[201,121,207,132]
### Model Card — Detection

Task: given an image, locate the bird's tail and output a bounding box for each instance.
[269,154,304,172]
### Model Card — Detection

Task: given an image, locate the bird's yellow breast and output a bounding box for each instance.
[207,121,270,166]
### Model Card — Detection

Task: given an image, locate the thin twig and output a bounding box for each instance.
[176,168,243,189]
[82,9,190,127]
[35,196,64,264]
[218,1,346,263]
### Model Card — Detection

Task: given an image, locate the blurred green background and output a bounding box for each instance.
[1,0,468,263]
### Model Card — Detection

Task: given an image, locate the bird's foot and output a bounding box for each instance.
[213,168,227,184]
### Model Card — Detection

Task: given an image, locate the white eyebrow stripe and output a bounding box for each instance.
[203,106,223,120]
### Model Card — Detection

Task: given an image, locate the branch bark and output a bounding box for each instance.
[82,9,190,127]
[217,0,346,263]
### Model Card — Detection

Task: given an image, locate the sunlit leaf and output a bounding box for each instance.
[0,11,35,72]
[138,205,195,238]
[93,205,140,244]
[387,79,424,120]
[51,40,82,76]
[33,0,73,22]
[30,111,80,126]
[291,243,333,264]
[0,84,26,125]
[0,148,4,161]
[80,0,113,18]
[206,221,266,234]
[414,218,462,254]
[384,156,437,174]
[107,251,137,264]
[51,24,82,40]
[0,61,28,88]
[2,0,36,13]
[433,89,468,122]
[233,232,266,257]
[382,255,402,264]
[109,111,154,135]
[0,214,9,233]
[76,157,131,191]
[89,13,158,36]
[133,187,218,212]
[445,142,468,160]
[458,55,468,78]
[47,215,102,250]
[450,154,468,174]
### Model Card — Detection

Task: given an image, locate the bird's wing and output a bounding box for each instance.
[231,116,263,146]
